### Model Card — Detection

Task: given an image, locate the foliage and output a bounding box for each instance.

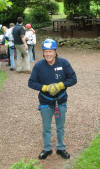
[44,1,59,15]
[0,0,26,25]
[64,0,100,18]
[64,0,90,17]
[10,158,42,169]
[71,133,100,169]
[33,22,52,29]
[0,0,58,26]
[24,5,51,28]
[30,6,50,23]
[0,70,8,90]
[90,0,100,17]
[58,2,65,14]
[0,0,12,11]
[55,0,64,2]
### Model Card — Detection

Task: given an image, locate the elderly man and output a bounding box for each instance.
[28,39,77,160]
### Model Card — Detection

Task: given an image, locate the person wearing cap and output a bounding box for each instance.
[13,17,31,73]
[25,24,36,62]
[28,39,77,160]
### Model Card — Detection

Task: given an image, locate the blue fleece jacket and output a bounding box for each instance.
[28,56,77,105]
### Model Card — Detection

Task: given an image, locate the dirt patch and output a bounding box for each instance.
[0,35,100,169]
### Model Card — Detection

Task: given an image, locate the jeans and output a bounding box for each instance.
[9,47,15,69]
[39,103,67,151]
[28,45,34,62]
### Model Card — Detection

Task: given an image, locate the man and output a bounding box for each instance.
[5,23,16,71]
[28,39,77,160]
[13,17,31,73]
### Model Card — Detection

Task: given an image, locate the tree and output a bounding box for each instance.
[0,0,59,26]
[64,0,91,18]
[93,0,100,16]
[0,0,26,25]
[0,0,12,11]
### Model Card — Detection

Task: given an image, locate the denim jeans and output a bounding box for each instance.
[39,103,67,151]
[9,47,15,69]
[28,45,34,62]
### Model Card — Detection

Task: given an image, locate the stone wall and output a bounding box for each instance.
[57,37,100,49]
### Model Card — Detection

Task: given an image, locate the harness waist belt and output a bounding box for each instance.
[40,91,66,101]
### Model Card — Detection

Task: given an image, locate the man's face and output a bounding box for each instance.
[43,49,56,65]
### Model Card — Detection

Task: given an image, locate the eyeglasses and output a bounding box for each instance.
[43,50,55,54]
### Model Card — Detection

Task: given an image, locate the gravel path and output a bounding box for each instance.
[0,45,100,169]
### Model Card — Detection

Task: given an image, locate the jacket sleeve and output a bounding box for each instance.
[63,61,77,87]
[28,64,42,91]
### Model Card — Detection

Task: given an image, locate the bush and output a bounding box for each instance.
[10,158,42,169]
[44,1,59,15]
[24,6,52,29]
[32,22,51,29]
[0,5,25,25]
[25,6,50,24]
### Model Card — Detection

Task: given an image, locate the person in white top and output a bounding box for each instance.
[5,23,16,70]
[25,24,36,62]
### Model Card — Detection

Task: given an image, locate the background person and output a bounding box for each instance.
[1,26,10,64]
[28,39,77,160]
[5,23,16,71]
[13,17,31,73]
[25,24,36,62]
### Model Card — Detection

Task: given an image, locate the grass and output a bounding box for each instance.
[10,158,42,169]
[0,70,8,90]
[71,133,100,169]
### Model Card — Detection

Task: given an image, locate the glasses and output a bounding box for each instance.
[43,50,55,54]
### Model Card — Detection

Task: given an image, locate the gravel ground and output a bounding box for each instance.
[0,43,100,169]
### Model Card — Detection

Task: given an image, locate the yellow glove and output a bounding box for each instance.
[57,82,65,90]
[48,83,61,96]
[41,85,49,92]
[42,82,65,95]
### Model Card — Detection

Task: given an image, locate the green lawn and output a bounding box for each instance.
[0,70,8,89]
[58,2,65,15]
[52,2,66,20]
[71,133,100,169]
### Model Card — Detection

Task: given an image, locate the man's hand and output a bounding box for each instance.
[21,36,28,51]
[24,44,28,51]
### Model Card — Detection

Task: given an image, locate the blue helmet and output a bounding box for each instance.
[42,39,57,50]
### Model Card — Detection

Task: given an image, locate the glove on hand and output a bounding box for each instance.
[57,82,65,90]
[48,82,65,96]
[41,85,49,92]
[41,82,65,95]
[48,83,60,96]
